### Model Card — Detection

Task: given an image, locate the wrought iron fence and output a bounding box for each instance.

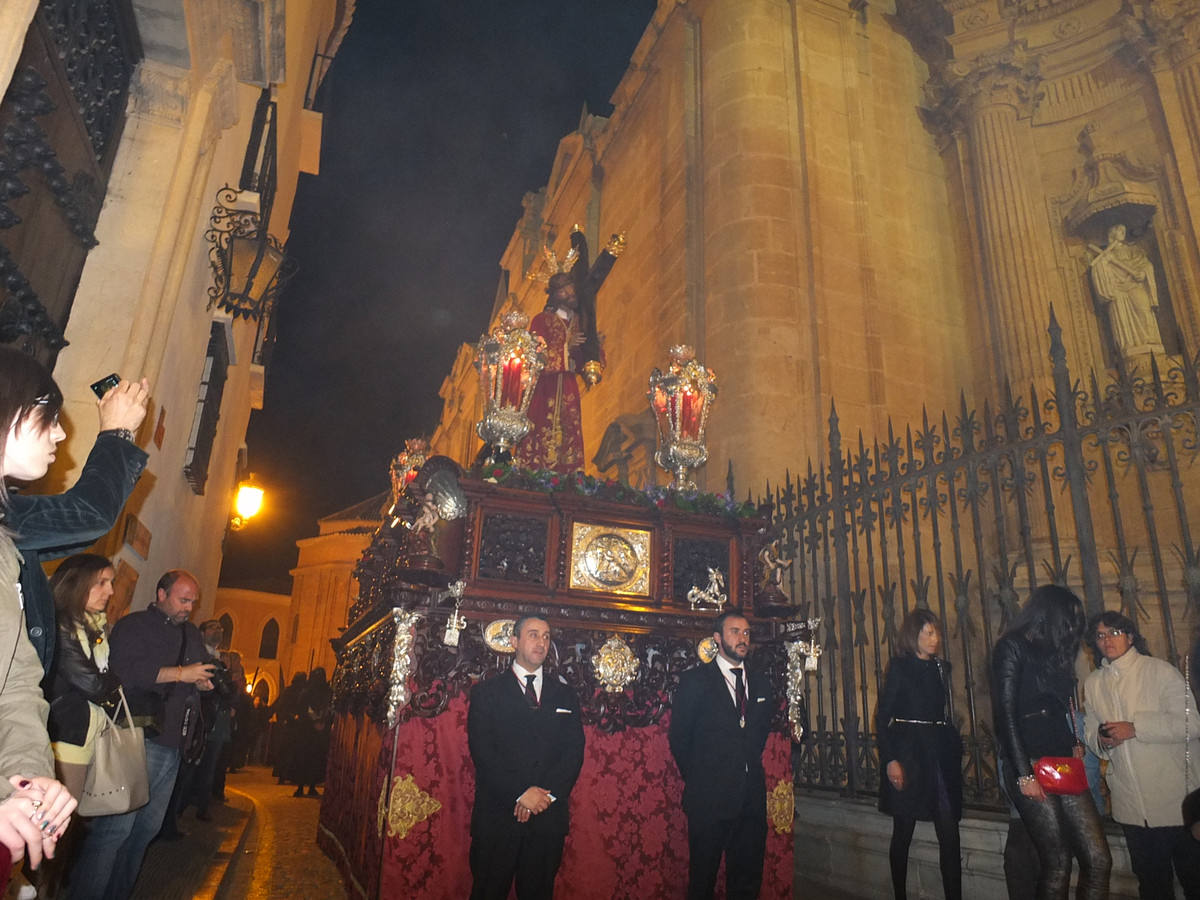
[764,309,1200,808]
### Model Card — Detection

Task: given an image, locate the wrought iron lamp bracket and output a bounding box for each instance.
[203,185,296,321]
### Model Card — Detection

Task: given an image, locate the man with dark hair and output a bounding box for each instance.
[669,608,774,899]
[467,614,584,899]
[65,569,215,900]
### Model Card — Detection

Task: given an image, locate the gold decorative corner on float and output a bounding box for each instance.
[767,780,794,835]
[385,609,422,728]
[591,634,639,692]
[378,774,442,840]
[569,523,651,596]
[697,636,718,664]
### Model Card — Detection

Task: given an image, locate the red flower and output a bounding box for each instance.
[550,476,560,486]
[492,467,504,477]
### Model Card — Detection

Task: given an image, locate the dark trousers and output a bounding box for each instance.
[685,795,767,900]
[1011,781,1111,900]
[469,826,564,900]
[1004,815,1041,900]
[1121,823,1200,900]
[890,813,962,900]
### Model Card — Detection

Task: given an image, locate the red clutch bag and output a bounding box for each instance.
[1033,756,1088,795]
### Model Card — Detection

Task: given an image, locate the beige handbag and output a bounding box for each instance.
[79,686,149,817]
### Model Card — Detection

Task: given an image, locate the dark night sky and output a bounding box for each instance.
[219,0,657,591]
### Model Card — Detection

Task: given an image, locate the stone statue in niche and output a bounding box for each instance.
[1088,224,1165,360]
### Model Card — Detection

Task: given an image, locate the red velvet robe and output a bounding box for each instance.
[514,309,585,473]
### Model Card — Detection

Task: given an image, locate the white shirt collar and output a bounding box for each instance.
[715,653,745,678]
[511,662,544,696]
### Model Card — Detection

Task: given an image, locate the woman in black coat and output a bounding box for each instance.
[45,554,121,800]
[877,609,962,900]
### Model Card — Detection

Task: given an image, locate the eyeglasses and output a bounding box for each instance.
[1095,628,1127,641]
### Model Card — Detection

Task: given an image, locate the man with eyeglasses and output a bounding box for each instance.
[1083,611,1200,899]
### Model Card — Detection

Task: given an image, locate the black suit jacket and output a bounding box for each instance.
[669,659,773,826]
[467,669,585,838]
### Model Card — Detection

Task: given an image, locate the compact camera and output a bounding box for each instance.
[90,373,121,398]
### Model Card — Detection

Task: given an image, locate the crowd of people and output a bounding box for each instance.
[0,347,328,899]
[877,585,1200,900]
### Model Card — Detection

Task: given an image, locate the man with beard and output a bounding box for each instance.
[467,614,584,899]
[669,609,773,899]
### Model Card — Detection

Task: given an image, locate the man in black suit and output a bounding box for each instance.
[669,608,774,899]
[467,614,585,899]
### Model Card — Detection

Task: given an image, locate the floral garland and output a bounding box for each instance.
[477,463,760,519]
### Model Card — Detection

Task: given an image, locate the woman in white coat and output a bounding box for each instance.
[1084,611,1200,899]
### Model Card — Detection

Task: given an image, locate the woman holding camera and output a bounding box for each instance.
[0,348,148,676]
[992,585,1110,899]
[877,609,962,900]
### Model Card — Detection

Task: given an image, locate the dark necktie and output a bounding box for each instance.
[524,673,539,709]
[732,668,746,719]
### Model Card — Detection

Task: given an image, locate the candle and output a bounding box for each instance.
[501,354,524,408]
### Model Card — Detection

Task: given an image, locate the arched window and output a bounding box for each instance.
[218,613,233,650]
[259,618,279,659]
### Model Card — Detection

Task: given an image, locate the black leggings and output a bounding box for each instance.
[1011,783,1111,899]
[889,812,961,900]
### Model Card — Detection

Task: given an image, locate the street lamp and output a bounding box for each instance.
[204,185,296,321]
[231,474,265,530]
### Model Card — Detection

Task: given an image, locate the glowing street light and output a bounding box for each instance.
[231,474,265,530]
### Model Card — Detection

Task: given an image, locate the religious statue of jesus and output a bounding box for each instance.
[514,228,623,473]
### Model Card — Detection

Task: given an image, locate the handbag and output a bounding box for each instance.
[1033,695,1088,795]
[79,686,149,817]
[1032,755,1089,795]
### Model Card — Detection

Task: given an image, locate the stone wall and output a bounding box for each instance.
[794,793,1142,899]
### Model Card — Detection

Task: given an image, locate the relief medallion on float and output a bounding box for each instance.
[569,523,651,597]
[591,634,640,692]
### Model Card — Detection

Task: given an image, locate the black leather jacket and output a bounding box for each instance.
[47,622,120,746]
[991,632,1076,779]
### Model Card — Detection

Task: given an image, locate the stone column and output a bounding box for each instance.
[1125,1,1200,345]
[698,0,812,492]
[931,59,1054,391]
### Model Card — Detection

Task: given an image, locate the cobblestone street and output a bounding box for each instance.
[131,765,347,900]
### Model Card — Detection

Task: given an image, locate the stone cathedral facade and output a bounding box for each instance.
[432,0,1200,499]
